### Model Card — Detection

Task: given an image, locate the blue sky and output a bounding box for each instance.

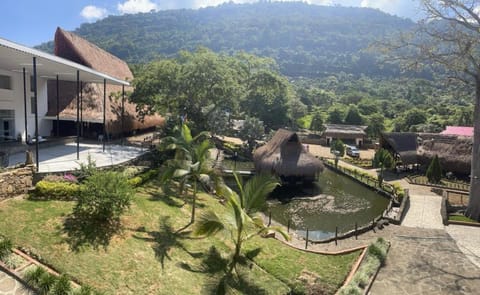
[1,0,421,47]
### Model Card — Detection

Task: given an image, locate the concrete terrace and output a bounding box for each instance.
[8,142,147,173]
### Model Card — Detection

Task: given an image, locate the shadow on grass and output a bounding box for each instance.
[133,216,202,269]
[179,246,266,295]
[62,214,122,252]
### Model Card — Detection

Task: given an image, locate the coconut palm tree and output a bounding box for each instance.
[161,123,217,225]
[193,173,290,275]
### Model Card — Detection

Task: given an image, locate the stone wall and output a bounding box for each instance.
[0,165,34,200]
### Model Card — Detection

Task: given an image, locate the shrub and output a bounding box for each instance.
[51,274,72,295]
[74,171,134,223]
[330,139,345,157]
[38,272,57,295]
[24,266,47,289]
[426,155,442,184]
[0,237,12,260]
[32,180,80,200]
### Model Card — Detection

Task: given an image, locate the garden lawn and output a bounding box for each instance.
[449,215,479,223]
[0,179,360,294]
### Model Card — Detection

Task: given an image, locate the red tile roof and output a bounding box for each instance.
[440,126,473,137]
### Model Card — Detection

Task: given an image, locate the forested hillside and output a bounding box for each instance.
[36,2,414,78]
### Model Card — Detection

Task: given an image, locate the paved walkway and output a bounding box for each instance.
[8,142,146,173]
[0,270,33,295]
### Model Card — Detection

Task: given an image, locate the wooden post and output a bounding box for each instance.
[268,211,272,226]
[372,219,376,233]
[355,222,358,240]
[305,229,309,249]
[335,226,338,246]
[287,219,290,233]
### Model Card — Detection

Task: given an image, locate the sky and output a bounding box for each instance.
[1,0,422,47]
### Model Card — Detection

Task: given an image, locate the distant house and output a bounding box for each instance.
[253,129,324,184]
[46,28,163,138]
[380,132,472,175]
[322,124,367,147]
[441,126,473,137]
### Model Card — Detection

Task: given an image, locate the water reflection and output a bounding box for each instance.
[267,169,389,240]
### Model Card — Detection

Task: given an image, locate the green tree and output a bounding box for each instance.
[327,106,344,124]
[161,123,216,225]
[366,113,385,139]
[372,148,394,185]
[287,97,308,129]
[310,110,324,132]
[242,70,291,129]
[193,173,289,276]
[426,155,442,184]
[344,104,364,125]
[238,116,265,153]
[74,171,134,223]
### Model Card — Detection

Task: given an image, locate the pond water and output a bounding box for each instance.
[265,168,390,240]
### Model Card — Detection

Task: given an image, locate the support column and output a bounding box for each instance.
[80,81,83,137]
[33,57,39,172]
[121,85,125,145]
[76,70,80,160]
[103,79,106,152]
[23,68,27,143]
[56,75,59,137]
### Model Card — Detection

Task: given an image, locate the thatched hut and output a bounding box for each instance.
[417,133,472,175]
[322,124,367,147]
[380,132,472,175]
[46,28,163,138]
[253,129,324,183]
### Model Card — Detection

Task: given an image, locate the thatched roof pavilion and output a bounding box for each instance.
[46,28,163,137]
[380,132,472,175]
[322,124,367,146]
[253,129,324,183]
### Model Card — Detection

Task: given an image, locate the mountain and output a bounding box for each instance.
[36,2,414,78]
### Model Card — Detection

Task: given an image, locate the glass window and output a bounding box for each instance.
[0,75,11,90]
[0,110,15,142]
[31,97,36,114]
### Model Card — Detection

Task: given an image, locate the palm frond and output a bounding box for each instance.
[243,174,279,213]
[193,211,225,237]
[181,123,193,143]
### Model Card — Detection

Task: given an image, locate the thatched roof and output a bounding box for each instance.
[253,129,324,178]
[381,132,472,174]
[380,132,418,164]
[322,124,367,139]
[46,28,163,133]
[417,133,471,174]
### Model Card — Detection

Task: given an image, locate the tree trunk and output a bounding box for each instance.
[191,179,197,224]
[466,77,480,221]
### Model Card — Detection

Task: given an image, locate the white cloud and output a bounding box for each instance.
[360,0,420,19]
[80,5,108,21]
[118,0,158,14]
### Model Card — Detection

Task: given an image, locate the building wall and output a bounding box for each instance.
[0,69,51,142]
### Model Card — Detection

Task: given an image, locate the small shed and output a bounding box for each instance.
[322,124,367,147]
[253,129,324,184]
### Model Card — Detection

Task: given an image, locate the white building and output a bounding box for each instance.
[0,37,129,144]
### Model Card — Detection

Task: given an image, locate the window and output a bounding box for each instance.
[31,96,36,114]
[30,76,35,92]
[0,110,15,142]
[0,75,11,90]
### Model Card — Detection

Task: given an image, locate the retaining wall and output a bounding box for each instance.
[0,165,35,200]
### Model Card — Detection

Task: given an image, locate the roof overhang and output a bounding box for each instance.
[0,37,129,86]
[44,116,103,123]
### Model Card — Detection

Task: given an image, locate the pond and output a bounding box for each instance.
[265,168,390,240]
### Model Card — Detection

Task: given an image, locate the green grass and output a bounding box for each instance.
[449,215,479,223]
[0,179,359,294]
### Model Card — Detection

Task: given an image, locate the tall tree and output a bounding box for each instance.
[377,0,480,220]
[344,104,364,125]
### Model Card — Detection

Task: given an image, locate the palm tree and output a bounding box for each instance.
[193,173,290,275]
[161,123,218,225]
[372,148,394,185]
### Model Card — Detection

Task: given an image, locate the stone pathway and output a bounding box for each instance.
[402,193,444,229]
[0,270,33,295]
[370,227,480,295]
[446,225,480,269]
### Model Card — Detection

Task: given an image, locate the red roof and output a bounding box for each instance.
[440,126,473,137]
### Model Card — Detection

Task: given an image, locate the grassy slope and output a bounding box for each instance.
[0,180,359,294]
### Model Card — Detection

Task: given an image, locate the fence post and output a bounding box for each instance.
[305,229,309,250]
[268,211,272,226]
[287,219,290,233]
[355,222,358,240]
[372,219,376,233]
[335,226,338,246]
